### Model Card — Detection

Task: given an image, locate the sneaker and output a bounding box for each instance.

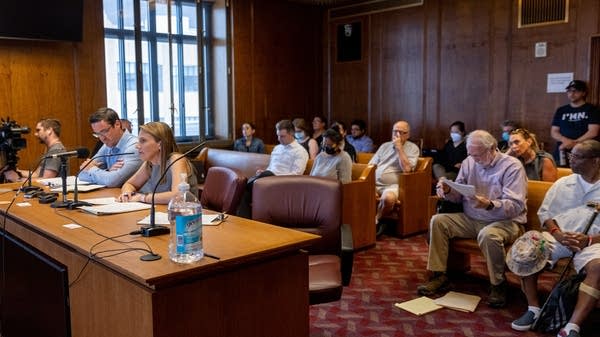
[511,310,535,331]
[417,272,449,296]
[558,329,581,337]
[488,281,507,308]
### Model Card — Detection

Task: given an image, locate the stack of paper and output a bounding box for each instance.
[394,297,442,316]
[79,202,151,215]
[433,291,481,312]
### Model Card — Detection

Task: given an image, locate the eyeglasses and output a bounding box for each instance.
[393,129,409,135]
[92,125,114,138]
[567,152,593,161]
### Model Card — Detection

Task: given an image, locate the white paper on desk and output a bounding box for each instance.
[80,197,117,205]
[50,184,105,193]
[137,212,224,226]
[37,176,91,186]
[442,179,475,197]
[79,202,151,215]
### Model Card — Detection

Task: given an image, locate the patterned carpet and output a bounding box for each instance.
[309,234,598,337]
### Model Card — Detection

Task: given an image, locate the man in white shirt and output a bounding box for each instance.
[237,119,309,218]
[368,121,420,228]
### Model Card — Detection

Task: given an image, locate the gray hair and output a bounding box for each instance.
[467,130,497,149]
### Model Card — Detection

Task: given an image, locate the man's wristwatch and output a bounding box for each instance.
[486,200,494,211]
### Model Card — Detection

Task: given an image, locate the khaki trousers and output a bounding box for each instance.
[427,212,523,285]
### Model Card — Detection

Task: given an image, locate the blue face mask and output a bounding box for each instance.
[295,132,304,141]
[450,132,462,142]
[502,131,510,142]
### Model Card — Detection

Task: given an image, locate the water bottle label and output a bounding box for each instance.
[175,213,202,254]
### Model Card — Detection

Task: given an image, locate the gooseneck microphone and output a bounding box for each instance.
[44,148,90,159]
[67,151,135,209]
[19,155,46,193]
[50,148,90,208]
[139,141,206,237]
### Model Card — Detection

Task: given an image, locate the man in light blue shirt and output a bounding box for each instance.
[78,108,142,187]
[347,119,375,153]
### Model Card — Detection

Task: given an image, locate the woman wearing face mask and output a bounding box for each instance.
[506,128,557,182]
[432,121,468,181]
[498,119,521,152]
[310,129,352,183]
[292,118,319,159]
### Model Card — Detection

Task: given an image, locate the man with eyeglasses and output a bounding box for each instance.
[347,119,375,153]
[510,140,600,337]
[78,108,142,187]
[551,80,600,167]
[368,120,420,233]
[2,118,66,182]
[419,130,527,309]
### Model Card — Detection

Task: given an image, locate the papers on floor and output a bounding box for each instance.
[433,291,481,312]
[441,178,475,197]
[394,297,442,316]
[79,202,151,215]
[395,291,481,316]
[137,212,226,226]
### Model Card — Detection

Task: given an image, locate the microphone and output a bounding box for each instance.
[19,155,46,193]
[44,148,90,159]
[66,151,135,209]
[139,141,206,237]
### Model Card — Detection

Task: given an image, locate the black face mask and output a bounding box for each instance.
[324,146,337,155]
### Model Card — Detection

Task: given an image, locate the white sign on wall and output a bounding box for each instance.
[547,73,573,93]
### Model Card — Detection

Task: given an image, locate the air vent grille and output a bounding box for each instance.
[518,0,568,28]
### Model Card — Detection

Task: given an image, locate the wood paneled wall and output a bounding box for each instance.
[231,0,324,144]
[326,0,600,152]
[0,0,106,171]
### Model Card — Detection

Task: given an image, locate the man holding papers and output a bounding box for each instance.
[418,130,527,308]
[79,108,142,187]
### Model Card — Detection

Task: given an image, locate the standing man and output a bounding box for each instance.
[236,119,309,218]
[368,121,420,227]
[348,119,375,153]
[509,140,600,337]
[2,118,66,181]
[418,130,527,308]
[551,80,600,167]
[79,108,142,187]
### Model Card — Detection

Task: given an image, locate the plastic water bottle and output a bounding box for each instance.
[168,173,203,263]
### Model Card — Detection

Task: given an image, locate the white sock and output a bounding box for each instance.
[563,323,580,334]
[528,306,541,319]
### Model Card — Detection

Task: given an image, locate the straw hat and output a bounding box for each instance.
[506,230,550,277]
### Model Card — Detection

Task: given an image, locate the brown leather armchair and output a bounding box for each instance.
[252,175,353,304]
[200,166,247,214]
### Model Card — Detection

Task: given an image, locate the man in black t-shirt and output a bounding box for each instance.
[551,80,600,166]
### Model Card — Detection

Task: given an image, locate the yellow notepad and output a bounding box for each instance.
[394,296,443,316]
[433,291,481,312]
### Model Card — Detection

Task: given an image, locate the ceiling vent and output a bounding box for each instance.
[518,0,568,28]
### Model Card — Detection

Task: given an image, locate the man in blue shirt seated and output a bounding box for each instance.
[347,119,375,153]
[79,107,142,187]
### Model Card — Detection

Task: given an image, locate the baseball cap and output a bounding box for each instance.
[566,80,587,92]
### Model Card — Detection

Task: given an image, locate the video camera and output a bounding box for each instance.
[0,117,30,171]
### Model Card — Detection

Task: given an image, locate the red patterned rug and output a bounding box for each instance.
[309,234,598,337]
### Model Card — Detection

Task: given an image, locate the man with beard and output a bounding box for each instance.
[2,118,66,181]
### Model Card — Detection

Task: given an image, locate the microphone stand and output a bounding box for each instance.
[140,141,206,237]
[20,169,42,193]
[50,157,70,208]
[66,152,135,210]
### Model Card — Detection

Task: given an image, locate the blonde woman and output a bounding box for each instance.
[117,122,197,204]
[507,128,557,182]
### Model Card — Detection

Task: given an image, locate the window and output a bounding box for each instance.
[103,0,214,141]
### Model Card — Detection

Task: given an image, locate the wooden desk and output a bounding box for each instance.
[0,186,318,337]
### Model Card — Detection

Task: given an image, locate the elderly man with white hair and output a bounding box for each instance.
[418,130,528,308]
